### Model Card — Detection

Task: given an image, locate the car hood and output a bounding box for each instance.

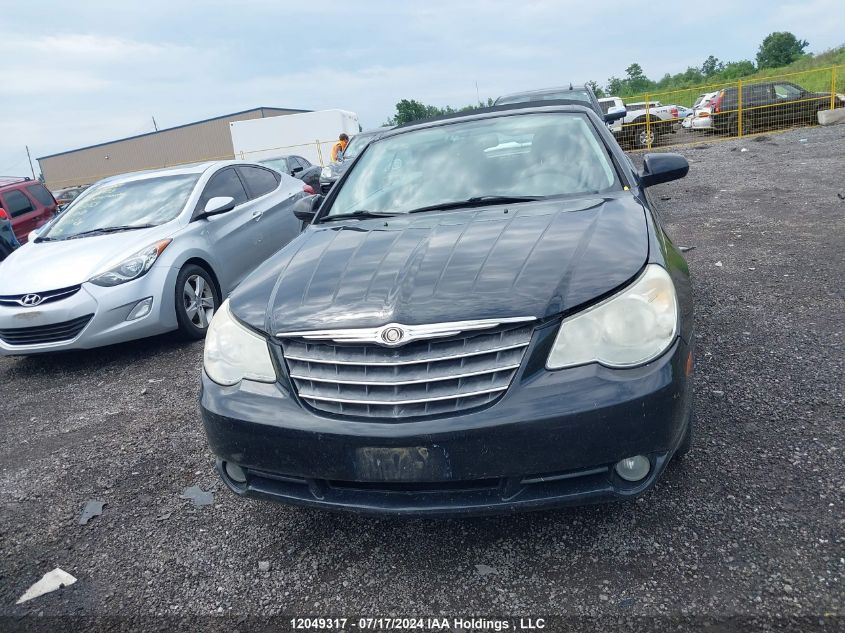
[0,226,173,293]
[322,161,350,181]
[231,196,649,335]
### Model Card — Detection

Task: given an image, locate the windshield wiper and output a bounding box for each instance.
[317,210,398,223]
[405,195,544,214]
[62,224,157,240]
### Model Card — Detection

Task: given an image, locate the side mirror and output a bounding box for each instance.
[639,153,689,188]
[202,196,236,217]
[292,194,323,223]
[604,106,627,123]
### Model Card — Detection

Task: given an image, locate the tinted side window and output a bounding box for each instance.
[599,101,612,114]
[238,166,278,199]
[27,184,55,206]
[774,83,802,99]
[746,84,770,101]
[296,156,312,167]
[2,190,35,217]
[198,168,248,211]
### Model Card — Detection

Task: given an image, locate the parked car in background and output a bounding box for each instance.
[259,155,321,191]
[200,103,694,515]
[711,80,844,135]
[0,208,21,262]
[0,178,58,243]
[599,97,681,148]
[495,84,627,125]
[0,161,308,356]
[319,127,393,194]
[676,105,694,120]
[683,91,719,132]
[52,185,90,209]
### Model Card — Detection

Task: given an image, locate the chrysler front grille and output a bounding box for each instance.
[280,322,534,418]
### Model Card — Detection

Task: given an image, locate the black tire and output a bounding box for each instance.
[675,411,694,458]
[174,264,220,340]
[632,117,658,148]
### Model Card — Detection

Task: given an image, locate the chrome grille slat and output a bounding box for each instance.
[298,385,508,406]
[283,341,530,366]
[281,323,533,419]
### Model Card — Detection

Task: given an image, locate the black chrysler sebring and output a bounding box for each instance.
[199,102,694,515]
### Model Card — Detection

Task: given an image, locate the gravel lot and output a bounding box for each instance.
[1,125,843,632]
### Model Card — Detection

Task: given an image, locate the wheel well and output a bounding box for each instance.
[181,258,222,298]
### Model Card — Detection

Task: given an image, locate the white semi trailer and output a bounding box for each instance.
[230,109,359,166]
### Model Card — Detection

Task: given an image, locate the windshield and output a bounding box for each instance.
[325,112,619,218]
[496,90,593,106]
[342,134,377,161]
[259,158,287,172]
[43,174,199,239]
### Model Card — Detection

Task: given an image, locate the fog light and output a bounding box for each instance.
[127,297,153,321]
[614,455,651,482]
[224,461,247,484]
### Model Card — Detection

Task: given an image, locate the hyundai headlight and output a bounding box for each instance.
[203,299,277,386]
[546,264,678,369]
[89,239,171,287]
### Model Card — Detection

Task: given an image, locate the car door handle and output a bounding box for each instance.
[252,210,263,221]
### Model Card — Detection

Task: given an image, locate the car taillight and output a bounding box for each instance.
[302,184,315,195]
[712,90,725,113]
[0,208,8,220]
[670,106,679,118]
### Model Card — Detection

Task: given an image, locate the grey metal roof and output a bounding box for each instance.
[37,106,310,160]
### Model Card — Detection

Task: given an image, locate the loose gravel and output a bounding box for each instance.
[1,124,843,632]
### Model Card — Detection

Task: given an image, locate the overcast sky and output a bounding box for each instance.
[1,0,842,179]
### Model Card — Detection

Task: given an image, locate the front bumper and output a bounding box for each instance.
[319,178,336,195]
[0,266,179,355]
[200,324,693,516]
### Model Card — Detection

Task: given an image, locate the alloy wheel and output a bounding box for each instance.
[183,274,215,329]
[638,128,656,147]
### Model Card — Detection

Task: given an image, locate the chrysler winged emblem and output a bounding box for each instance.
[277,317,536,347]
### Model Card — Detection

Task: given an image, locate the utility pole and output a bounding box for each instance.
[475,81,481,106]
[152,116,159,132]
[25,145,36,179]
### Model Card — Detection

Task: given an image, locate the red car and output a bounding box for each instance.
[0,178,58,243]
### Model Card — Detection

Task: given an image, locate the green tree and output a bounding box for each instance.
[756,32,809,69]
[384,97,493,126]
[719,60,756,79]
[624,63,652,94]
[605,76,625,96]
[701,55,723,78]
[585,80,605,98]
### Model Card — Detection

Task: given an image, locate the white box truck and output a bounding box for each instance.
[230,109,359,166]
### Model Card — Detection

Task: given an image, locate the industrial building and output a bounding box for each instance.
[37,106,307,190]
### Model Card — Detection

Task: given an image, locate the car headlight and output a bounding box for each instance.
[546,264,678,370]
[89,239,171,287]
[320,166,333,179]
[203,299,277,386]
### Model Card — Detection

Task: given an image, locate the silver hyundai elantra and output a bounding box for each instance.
[0,161,307,355]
